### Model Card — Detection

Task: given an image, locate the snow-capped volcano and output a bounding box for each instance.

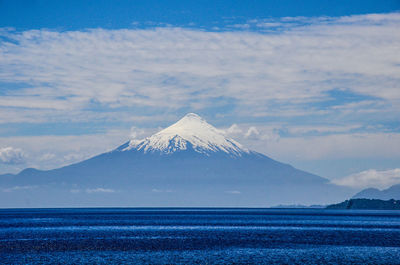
[121,113,249,156]
[0,113,353,208]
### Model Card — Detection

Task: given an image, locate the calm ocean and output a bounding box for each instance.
[1,208,400,264]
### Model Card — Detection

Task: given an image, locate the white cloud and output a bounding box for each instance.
[331,168,400,190]
[255,22,283,28]
[63,153,88,163]
[225,190,241,194]
[130,126,147,140]
[39,153,56,161]
[242,132,400,161]
[221,123,400,163]
[0,13,398,124]
[227,124,279,142]
[85,188,115,193]
[0,131,130,174]
[286,125,361,135]
[245,126,260,139]
[2,185,37,192]
[151,188,173,193]
[226,124,242,135]
[0,147,26,164]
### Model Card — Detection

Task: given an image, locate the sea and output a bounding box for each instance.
[1,208,400,264]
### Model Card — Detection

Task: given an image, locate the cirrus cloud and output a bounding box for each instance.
[0,12,399,125]
[85,188,115,194]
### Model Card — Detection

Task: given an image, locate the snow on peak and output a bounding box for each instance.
[123,113,249,156]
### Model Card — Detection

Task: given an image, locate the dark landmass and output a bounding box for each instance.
[326,198,400,210]
[353,184,400,200]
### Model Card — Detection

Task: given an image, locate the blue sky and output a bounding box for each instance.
[2,0,399,30]
[0,0,400,189]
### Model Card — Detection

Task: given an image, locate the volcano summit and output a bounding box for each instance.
[119,113,248,156]
[0,113,352,207]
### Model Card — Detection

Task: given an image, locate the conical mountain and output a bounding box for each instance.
[0,113,353,207]
[119,113,248,156]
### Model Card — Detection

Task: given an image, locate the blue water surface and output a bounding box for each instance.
[1,208,400,264]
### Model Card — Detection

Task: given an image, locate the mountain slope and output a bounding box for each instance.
[352,184,400,200]
[0,113,353,207]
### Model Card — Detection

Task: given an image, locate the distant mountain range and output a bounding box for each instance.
[353,184,400,200]
[0,113,353,207]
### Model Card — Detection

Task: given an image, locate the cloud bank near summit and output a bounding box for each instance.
[0,147,26,165]
[332,168,400,190]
